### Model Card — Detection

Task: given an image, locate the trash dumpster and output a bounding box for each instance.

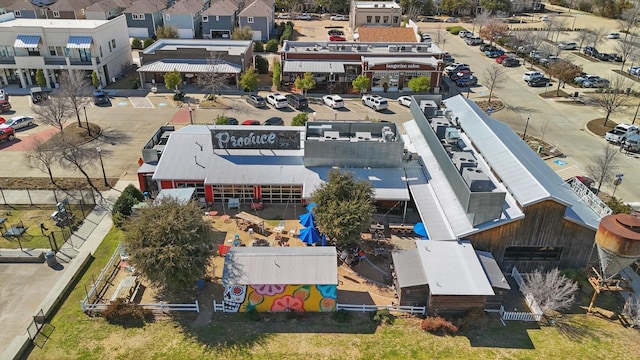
[45,251,58,267]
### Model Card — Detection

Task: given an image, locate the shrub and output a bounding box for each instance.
[265,39,279,52]
[112,185,144,217]
[373,309,395,325]
[291,112,308,126]
[173,92,185,101]
[332,309,352,323]
[272,61,281,88]
[578,0,592,12]
[215,115,232,125]
[446,26,465,35]
[246,308,260,321]
[420,316,458,334]
[255,55,269,74]
[102,298,153,326]
[143,37,154,49]
[253,41,264,53]
[131,38,142,49]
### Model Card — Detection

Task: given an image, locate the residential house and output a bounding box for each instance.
[238,0,274,41]
[201,0,239,39]
[163,0,207,39]
[123,0,166,38]
[41,0,92,19]
[5,0,44,19]
[0,14,133,88]
[349,1,401,30]
[0,0,14,14]
[85,0,134,20]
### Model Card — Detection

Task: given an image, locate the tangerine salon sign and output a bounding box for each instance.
[385,63,420,70]
[211,129,301,150]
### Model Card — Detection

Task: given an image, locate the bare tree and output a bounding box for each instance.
[473,11,491,35]
[433,25,447,50]
[59,70,92,128]
[575,29,592,51]
[520,268,578,314]
[24,137,58,185]
[586,28,605,49]
[623,296,640,328]
[619,4,640,39]
[593,76,631,125]
[481,64,506,104]
[586,143,621,194]
[547,60,583,96]
[197,54,229,100]
[527,32,548,69]
[31,90,74,135]
[544,15,566,42]
[479,19,509,45]
[538,118,551,142]
[613,37,639,71]
[58,142,102,196]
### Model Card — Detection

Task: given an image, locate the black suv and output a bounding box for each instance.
[583,46,598,57]
[285,93,308,110]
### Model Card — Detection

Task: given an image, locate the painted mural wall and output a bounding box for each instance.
[223,284,337,312]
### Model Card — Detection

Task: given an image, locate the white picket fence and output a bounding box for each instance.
[212,301,425,315]
[501,266,544,322]
[81,301,199,313]
[80,242,123,310]
[499,305,543,322]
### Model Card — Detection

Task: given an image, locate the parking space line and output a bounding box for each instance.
[128,97,154,108]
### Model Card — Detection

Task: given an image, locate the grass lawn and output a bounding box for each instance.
[27,228,640,359]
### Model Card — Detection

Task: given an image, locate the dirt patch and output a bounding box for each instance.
[540,89,571,98]
[474,99,505,113]
[586,118,617,136]
[198,98,232,109]
[0,177,115,191]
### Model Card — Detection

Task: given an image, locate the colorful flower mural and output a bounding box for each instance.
[226,284,337,313]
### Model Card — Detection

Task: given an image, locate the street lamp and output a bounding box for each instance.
[96,146,109,187]
[83,105,91,136]
[188,101,194,125]
[522,113,531,140]
[633,101,640,125]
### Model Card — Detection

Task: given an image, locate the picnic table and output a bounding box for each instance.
[110,275,140,302]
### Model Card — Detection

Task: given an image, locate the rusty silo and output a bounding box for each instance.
[595,214,640,280]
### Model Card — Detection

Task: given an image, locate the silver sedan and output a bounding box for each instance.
[0,116,34,131]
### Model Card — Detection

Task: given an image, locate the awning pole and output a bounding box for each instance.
[402,200,407,223]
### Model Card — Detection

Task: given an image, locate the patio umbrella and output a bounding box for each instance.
[306,202,316,212]
[413,222,429,240]
[299,226,321,245]
[299,212,315,228]
[320,233,327,247]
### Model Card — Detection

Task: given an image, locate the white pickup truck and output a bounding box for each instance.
[604,123,640,144]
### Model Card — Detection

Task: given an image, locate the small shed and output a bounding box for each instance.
[221,247,338,312]
[154,188,196,204]
[391,249,428,306]
[476,250,511,310]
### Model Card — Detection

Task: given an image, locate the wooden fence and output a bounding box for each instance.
[212,301,426,315]
[81,301,199,313]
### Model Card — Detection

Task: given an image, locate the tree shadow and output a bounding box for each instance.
[502,103,540,114]
[96,128,133,146]
[465,315,538,349]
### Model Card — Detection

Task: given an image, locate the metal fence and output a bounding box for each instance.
[0,188,96,206]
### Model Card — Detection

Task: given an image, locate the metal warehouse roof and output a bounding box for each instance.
[391,249,428,288]
[417,241,494,296]
[137,59,242,74]
[475,251,511,290]
[222,247,338,285]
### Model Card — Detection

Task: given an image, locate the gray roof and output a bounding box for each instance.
[165,0,205,15]
[443,95,602,230]
[475,251,511,290]
[391,249,427,288]
[222,247,338,285]
[283,60,360,74]
[155,188,195,204]
[124,0,166,13]
[239,0,271,17]
[417,240,494,296]
[365,57,438,67]
[152,125,410,201]
[137,59,242,74]
[86,0,134,12]
[142,38,252,56]
[282,41,444,56]
[202,0,238,16]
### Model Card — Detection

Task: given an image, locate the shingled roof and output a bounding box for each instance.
[357,26,418,43]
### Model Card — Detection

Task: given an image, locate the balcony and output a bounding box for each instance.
[0,57,16,65]
[44,56,66,66]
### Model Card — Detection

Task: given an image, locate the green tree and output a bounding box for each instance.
[215,114,233,125]
[479,0,511,13]
[407,76,431,92]
[91,71,100,88]
[131,38,142,49]
[164,70,182,91]
[316,0,349,13]
[239,67,259,92]
[232,26,254,40]
[35,69,47,88]
[253,41,264,52]
[256,55,269,74]
[272,60,281,88]
[112,184,145,217]
[294,72,316,95]
[156,25,178,39]
[351,74,370,93]
[123,197,213,291]
[440,0,474,14]
[606,196,632,214]
[312,169,375,246]
[292,112,308,126]
[143,37,154,48]
[265,39,279,52]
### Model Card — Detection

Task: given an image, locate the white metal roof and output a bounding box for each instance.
[137,59,242,74]
[66,36,93,49]
[391,249,428,288]
[364,57,438,67]
[417,241,494,296]
[142,39,252,56]
[0,19,109,29]
[222,247,338,285]
[283,60,359,74]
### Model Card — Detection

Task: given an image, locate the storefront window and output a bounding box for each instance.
[366,16,372,23]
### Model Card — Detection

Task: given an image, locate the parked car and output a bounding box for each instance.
[263,117,284,126]
[398,96,412,107]
[459,30,472,38]
[502,57,520,67]
[485,49,504,58]
[421,34,432,42]
[328,29,344,36]
[361,94,388,111]
[607,32,620,39]
[523,71,544,82]
[480,44,497,52]
[330,14,348,21]
[445,63,469,73]
[443,54,455,64]
[450,70,472,81]
[266,93,288,109]
[610,53,623,62]
[285,93,308,110]
[558,41,578,50]
[0,89,8,101]
[465,36,483,45]
[455,76,478,87]
[323,94,344,109]
[419,16,442,22]
[246,94,266,108]
[93,89,109,106]
[0,116,34,131]
[225,117,239,125]
[527,77,550,87]
[605,124,639,144]
[495,54,508,63]
[0,100,11,113]
[596,52,611,61]
[583,78,610,88]
[539,55,561,66]
[277,13,291,19]
[0,127,15,143]
[242,120,261,125]
[328,35,346,41]
[517,45,534,54]
[583,46,599,56]
[29,87,50,104]
[444,17,458,23]
[629,66,640,75]
[295,13,311,20]
[540,15,550,21]
[574,74,600,84]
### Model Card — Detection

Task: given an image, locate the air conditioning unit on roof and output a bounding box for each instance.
[388,45,398,52]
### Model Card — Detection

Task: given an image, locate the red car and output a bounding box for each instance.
[0,127,15,142]
[329,35,346,41]
[495,54,508,64]
[0,100,10,113]
[242,120,261,125]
